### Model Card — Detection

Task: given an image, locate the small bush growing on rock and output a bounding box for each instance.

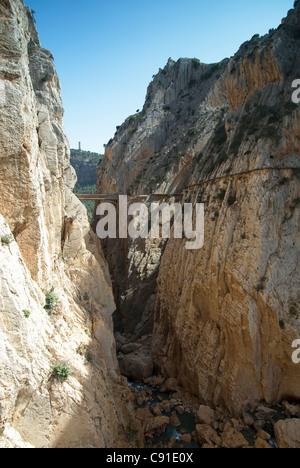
[192,58,201,69]
[1,234,14,245]
[51,364,72,381]
[77,343,92,363]
[44,290,58,315]
[188,127,198,136]
[23,310,31,319]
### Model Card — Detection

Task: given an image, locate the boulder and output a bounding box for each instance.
[181,433,192,444]
[144,416,170,436]
[281,402,300,418]
[120,342,142,354]
[150,405,162,417]
[170,411,181,427]
[118,353,153,381]
[274,419,300,448]
[196,405,216,426]
[254,438,273,449]
[165,378,179,392]
[221,427,249,448]
[256,429,271,441]
[196,424,221,447]
[136,407,152,421]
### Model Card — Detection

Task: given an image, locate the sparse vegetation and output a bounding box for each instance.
[1,234,14,245]
[188,127,198,136]
[51,364,72,381]
[230,104,283,155]
[201,63,221,80]
[77,343,92,363]
[23,310,31,319]
[44,290,58,315]
[41,73,51,83]
[192,58,201,69]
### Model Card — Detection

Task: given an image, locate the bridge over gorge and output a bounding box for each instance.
[75,193,184,202]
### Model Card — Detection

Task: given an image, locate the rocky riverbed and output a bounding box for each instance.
[128,376,300,449]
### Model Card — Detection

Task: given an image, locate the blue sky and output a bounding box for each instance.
[25,0,294,153]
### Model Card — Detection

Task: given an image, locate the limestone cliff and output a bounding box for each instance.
[98,4,300,415]
[0,0,141,448]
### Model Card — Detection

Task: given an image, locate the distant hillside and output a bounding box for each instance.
[71,149,103,223]
[71,149,103,187]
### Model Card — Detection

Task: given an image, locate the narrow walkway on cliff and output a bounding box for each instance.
[75,166,299,202]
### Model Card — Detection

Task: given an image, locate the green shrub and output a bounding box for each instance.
[1,234,14,245]
[23,310,31,319]
[83,292,90,301]
[44,290,58,315]
[51,364,72,381]
[77,343,92,363]
[188,127,198,136]
[41,73,51,83]
[192,58,201,69]
[201,63,221,80]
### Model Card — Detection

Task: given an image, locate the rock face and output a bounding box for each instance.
[98,3,300,417]
[0,0,141,448]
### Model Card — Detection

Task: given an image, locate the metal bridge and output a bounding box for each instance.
[76,193,183,202]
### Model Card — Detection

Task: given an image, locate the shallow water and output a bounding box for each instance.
[128,381,201,449]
